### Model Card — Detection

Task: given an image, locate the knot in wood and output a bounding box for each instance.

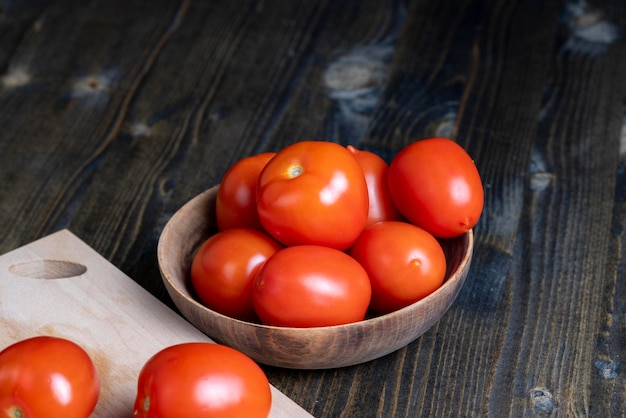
[323,44,392,102]
[594,359,619,379]
[529,386,556,414]
[72,74,112,99]
[563,0,619,55]
[1,67,31,88]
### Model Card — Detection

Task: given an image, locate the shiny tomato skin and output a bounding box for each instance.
[349,221,447,314]
[347,145,403,226]
[256,141,369,250]
[191,228,282,321]
[388,138,484,238]
[0,336,100,418]
[133,343,271,418]
[216,152,276,231]
[252,245,371,327]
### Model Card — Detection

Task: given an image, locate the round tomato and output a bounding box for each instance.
[252,245,371,327]
[256,141,368,250]
[133,343,271,418]
[0,336,100,418]
[191,228,282,321]
[347,145,402,226]
[216,152,276,231]
[387,138,483,238]
[349,221,446,314]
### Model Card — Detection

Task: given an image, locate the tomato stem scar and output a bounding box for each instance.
[288,165,303,178]
[8,406,24,418]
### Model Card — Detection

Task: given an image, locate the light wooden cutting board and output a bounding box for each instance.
[0,229,313,418]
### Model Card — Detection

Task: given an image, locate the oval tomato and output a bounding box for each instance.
[133,343,271,418]
[256,141,368,250]
[252,245,371,327]
[349,221,446,314]
[0,336,100,418]
[347,145,402,226]
[191,228,282,321]
[387,138,483,238]
[216,152,276,231]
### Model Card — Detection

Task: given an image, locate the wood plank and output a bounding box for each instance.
[0,229,312,417]
[507,1,626,415]
[0,0,183,251]
[590,1,626,414]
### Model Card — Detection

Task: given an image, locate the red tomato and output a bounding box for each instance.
[256,141,369,250]
[191,228,282,321]
[0,336,100,418]
[347,145,402,226]
[388,138,483,238]
[133,343,271,418]
[349,221,446,314]
[252,245,371,327]
[216,152,276,231]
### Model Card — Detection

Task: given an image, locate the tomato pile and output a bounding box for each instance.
[193,138,484,326]
[0,337,272,418]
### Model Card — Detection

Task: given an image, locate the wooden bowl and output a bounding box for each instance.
[158,186,473,369]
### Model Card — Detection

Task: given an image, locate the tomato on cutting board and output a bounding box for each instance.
[0,336,100,418]
[133,343,272,418]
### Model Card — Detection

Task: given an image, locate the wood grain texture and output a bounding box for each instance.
[0,0,625,416]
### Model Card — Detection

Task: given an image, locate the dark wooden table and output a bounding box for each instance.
[1,0,625,416]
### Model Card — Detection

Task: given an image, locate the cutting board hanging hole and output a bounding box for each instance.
[8,260,87,280]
